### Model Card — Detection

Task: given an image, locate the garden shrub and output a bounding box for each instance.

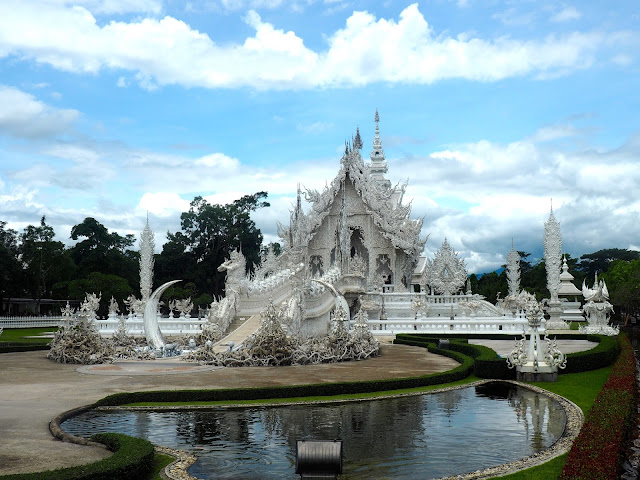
[0,433,154,480]
[559,334,637,480]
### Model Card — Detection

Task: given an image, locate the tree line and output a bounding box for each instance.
[472,248,640,321]
[0,192,270,318]
[1,191,639,321]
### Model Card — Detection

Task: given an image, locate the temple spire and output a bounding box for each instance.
[369,109,389,187]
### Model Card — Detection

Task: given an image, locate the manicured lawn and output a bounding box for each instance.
[486,365,615,480]
[0,327,56,343]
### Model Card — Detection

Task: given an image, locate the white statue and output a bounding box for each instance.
[579,274,618,336]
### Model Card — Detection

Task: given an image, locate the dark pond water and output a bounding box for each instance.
[62,382,566,479]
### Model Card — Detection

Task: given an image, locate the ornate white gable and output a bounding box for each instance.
[423,239,468,295]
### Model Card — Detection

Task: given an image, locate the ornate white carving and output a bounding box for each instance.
[424,239,468,295]
[506,244,521,297]
[543,208,562,303]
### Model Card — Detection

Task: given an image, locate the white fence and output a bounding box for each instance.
[0,316,63,328]
[368,317,530,335]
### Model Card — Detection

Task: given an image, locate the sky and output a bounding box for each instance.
[0,0,638,274]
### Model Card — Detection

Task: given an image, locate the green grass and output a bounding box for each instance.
[0,327,56,343]
[149,453,173,480]
[528,365,613,415]
[485,365,615,480]
[496,454,568,480]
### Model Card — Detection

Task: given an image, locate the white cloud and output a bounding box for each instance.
[550,6,581,23]
[194,153,240,169]
[0,2,628,90]
[0,85,79,138]
[137,192,190,217]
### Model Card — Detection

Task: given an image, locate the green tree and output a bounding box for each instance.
[168,192,270,297]
[66,272,134,318]
[476,270,507,304]
[69,217,138,288]
[19,216,72,311]
[0,221,21,312]
[577,248,640,281]
[601,259,640,321]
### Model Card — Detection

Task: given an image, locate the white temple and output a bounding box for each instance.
[95,112,589,343]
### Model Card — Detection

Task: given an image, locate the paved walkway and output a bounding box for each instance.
[0,344,458,476]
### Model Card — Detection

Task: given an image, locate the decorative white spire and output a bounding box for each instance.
[139,216,155,301]
[369,109,390,188]
[543,207,562,303]
[506,242,521,297]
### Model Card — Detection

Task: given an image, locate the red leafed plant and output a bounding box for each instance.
[559,334,637,480]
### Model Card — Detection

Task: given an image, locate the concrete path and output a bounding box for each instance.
[0,343,458,476]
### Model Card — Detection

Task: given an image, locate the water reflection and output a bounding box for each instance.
[63,383,566,479]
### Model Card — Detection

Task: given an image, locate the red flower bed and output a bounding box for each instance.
[560,334,637,480]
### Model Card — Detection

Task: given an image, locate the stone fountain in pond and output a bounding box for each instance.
[507,299,566,382]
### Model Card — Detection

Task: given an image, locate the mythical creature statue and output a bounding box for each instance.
[79,292,101,318]
[582,273,609,302]
[218,248,248,296]
[580,274,617,335]
[108,296,119,315]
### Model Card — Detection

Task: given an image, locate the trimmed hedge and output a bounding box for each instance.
[0,433,154,480]
[563,334,619,373]
[0,343,50,354]
[94,344,474,407]
[559,334,638,480]
[394,335,515,379]
[395,333,619,378]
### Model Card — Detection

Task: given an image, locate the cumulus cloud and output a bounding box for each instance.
[0,85,79,138]
[0,2,630,90]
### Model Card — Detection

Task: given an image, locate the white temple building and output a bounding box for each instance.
[96,112,550,340]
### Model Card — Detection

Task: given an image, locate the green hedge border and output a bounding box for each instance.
[94,345,474,406]
[394,334,619,379]
[0,344,50,354]
[0,433,154,480]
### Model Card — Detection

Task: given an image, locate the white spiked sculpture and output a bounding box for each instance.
[543,205,568,329]
[506,242,521,298]
[139,216,155,302]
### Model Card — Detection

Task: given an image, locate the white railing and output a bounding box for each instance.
[96,316,204,336]
[0,316,63,328]
[369,317,529,334]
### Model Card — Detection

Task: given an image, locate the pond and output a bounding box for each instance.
[62,382,567,479]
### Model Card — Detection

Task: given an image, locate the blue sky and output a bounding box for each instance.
[0,0,638,273]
